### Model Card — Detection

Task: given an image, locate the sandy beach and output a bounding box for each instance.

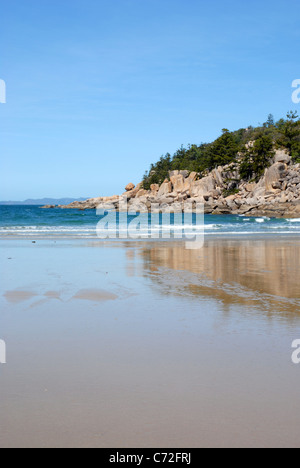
[0,237,299,448]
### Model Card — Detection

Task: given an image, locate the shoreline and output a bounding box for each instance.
[1,232,300,241]
[42,205,300,219]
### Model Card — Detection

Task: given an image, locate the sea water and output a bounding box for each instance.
[0,205,300,238]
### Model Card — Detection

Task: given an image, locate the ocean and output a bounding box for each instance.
[0,205,300,238]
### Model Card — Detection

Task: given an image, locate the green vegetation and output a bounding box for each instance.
[276,111,300,161]
[239,134,275,181]
[222,188,240,198]
[205,129,239,169]
[142,112,300,189]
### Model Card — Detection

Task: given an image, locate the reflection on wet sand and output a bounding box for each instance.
[139,239,300,318]
[1,239,300,448]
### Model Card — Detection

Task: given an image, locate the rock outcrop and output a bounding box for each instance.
[54,150,300,218]
[125,183,135,192]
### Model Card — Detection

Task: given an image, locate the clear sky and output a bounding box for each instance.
[0,0,299,200]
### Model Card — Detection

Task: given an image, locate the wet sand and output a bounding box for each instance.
[73,289,118,302]
[0,238,300,448]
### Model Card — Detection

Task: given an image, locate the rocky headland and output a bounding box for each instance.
[53,150,300,218]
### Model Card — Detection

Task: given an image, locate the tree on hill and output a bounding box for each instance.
[142,154,172,189]
[240,133,275,181]
[277,111,300,161]
[205,129,239,170]
[264,114,275,128]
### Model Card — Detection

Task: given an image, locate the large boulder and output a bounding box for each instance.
[179,170,189,179]
[123,183,143,199]
[169,170,179,178]
[212,168,224,187]
[125,183,135,192]
[245,183,256,192]
[150,184,160,193]
[190,175,216,198]
[182,172,198,192]
[169,170,190,179]
[170,173,185,192]
[157,179,172,197]
[188,171,198,182]
[156,196,174,205]
[264,163,287,192]
[252,187,266,199]
[135,189,149,198]
[274,149,291,164]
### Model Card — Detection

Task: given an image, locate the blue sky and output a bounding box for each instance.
[0,0,299,200]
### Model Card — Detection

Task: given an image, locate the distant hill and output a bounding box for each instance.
[0,198,89,206]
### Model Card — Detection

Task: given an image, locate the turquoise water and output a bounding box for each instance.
[0,205,300,238]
